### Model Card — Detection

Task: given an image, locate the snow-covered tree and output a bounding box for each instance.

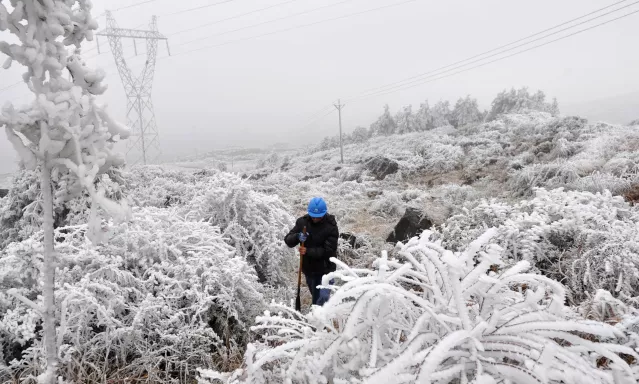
[395,105,416,134]
[487,87,560,121]
[370,104,397,136]
[315,135,343,152]
[0,2,129,382]
[430,100,452,128]
[450,95,483,128]
[414,100,433,131]
[351,126,370,143]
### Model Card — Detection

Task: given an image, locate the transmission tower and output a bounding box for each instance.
[96,11,170,165]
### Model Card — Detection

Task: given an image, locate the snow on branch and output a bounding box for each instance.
[0,206,266,382]
[201,231,638,384]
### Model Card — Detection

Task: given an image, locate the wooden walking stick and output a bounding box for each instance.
[295,226,307,312]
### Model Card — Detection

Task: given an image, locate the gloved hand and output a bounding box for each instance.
[298,232,308,242]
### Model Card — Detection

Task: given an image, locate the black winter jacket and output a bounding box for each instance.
[284,214,339,275]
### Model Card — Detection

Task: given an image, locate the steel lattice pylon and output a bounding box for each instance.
[97,12,170,165]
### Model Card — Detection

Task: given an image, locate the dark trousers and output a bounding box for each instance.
[305,273,328,306]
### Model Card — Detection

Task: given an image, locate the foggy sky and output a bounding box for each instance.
[1,0,638,174]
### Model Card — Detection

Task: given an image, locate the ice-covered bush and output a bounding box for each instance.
[183,172,295,286]
[430,183,481,211]
[201,230,637,384]
[414,142,464,174]
[569,172,635,195]
[125,168,296,286]
[511,160,581,195]
[441,188,639,306]
[368,191,405,218]
[126,166,210,208]
[0,168,125,249]
[0,207,264,382]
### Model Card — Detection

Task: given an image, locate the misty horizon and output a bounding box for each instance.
[1,0,638,174]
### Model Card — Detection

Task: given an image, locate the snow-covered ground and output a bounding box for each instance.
[4,2,639,382]
[4,109,639,383]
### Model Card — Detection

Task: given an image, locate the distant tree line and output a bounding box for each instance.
[316,87,560,151]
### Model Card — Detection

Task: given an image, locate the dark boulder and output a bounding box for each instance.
[0,189,8,198]
[365,156,399,180]
[194,169,216,177]
[339,232,361,249]
[386,207,433,243]
[241,172,270,181]
[301,174,322,181]
[164,195,182,208]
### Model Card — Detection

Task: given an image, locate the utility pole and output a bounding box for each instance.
[97,12,170,165]
[334,99,345,164]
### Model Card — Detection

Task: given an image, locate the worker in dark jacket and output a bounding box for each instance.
[284,197,339,306]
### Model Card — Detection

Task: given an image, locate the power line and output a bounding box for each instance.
[169,0,303,37]
[162,0,237,17]
[0,80,24,93]
[298,105,335,126]
[351,8,639,102]
[345,0,638,101]
[179,0,358,47]
[302,108,335,128]
[1,1,408,97]
[111,0,156,13]
[167,0,417,57]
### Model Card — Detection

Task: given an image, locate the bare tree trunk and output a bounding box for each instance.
[41,162,58,384]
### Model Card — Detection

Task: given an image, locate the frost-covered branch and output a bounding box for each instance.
[201,231,638,384]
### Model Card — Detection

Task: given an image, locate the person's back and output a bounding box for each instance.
[284,197,338,306]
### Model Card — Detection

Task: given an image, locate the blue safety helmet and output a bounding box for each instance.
[307,197,327,218]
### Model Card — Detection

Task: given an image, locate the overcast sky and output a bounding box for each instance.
[1,0,638,174]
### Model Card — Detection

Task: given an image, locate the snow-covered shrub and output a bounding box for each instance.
[441,188,639,306]
[0,170,42,249]
[368,191,404,218]
[603,157,639,177]
[578,290,639,374]
[414,142,464,174]
[569,172,634,195]
[336,232,380,269]
[125,168,295,286]
[0,207,264,382]
[184,172,295,286]
[430,183,480,210]
[201,231,637,384]
[510,160,581,196]
[400,188,425,202]
[0,168,126,250]
[127,166,211,208]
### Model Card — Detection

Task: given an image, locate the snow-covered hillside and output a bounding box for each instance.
[4,108,639,383]
[3,1,639,383]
